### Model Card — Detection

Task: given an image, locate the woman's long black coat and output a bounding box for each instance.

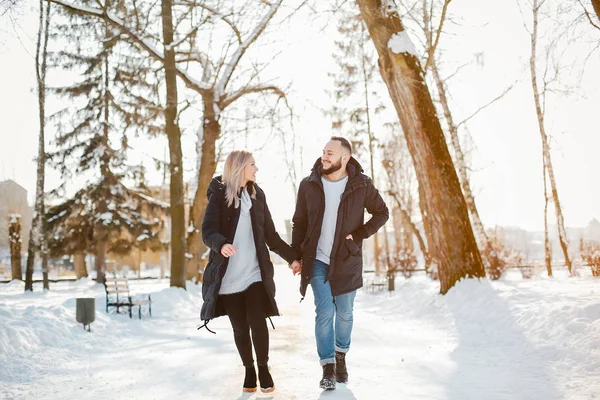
[200,176,296,322]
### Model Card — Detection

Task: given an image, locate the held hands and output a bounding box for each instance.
[290,259,302,276]
[220,243,238,258]
[346,234,353,240]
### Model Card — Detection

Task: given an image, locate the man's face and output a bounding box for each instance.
[321,140,347,175]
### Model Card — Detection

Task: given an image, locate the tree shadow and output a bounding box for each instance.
[444,280,560,400]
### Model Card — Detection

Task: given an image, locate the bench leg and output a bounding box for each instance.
[149,303,152,318]
[138,305,141,319]
[128,305,132,319]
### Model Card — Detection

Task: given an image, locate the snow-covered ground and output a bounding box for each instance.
[1,267,599,399]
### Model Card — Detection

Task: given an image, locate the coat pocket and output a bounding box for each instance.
[339,238,360,261]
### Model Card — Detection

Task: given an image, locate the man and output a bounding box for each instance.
[289,136,389,390]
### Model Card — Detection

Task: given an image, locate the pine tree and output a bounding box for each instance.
[46,3,166,283]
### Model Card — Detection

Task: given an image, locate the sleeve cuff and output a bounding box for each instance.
[351,226,368,242]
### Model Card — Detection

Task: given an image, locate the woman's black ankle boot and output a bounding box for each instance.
[257,364,275,393]
[243,365,257,393]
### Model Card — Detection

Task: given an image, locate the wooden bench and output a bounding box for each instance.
[104,276,152,319]
[366,279,386,294]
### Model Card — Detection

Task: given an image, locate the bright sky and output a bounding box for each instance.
[1,0,599,233]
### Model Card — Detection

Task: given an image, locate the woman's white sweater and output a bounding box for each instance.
[218,188,262,295]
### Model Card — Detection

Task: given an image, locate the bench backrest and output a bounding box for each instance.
[104,277,131,303]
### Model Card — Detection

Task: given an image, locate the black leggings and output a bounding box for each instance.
[219,282,269,367]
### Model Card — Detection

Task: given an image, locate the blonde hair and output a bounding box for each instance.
[223,150,256,208]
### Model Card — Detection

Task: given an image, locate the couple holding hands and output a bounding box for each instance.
[200,136,389,393]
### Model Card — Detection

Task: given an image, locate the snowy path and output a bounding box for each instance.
[1,269,599,399]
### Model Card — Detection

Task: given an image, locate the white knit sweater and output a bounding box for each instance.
[219,188,262,295]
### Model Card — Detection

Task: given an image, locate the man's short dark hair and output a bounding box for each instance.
[330,136,352,155]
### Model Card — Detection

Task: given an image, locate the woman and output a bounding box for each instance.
[200,150,297,393]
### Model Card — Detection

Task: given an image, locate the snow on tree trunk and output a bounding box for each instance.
[74,251,87,279]
[529,0,571,275]
[356,0,485,293]
[161,0,186,289]
[186,94,220,281]
[9,215,22,281]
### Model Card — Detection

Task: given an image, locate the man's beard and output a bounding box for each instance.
[321,157,343,175]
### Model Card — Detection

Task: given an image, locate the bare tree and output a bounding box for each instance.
[398,0,515,274]
[525,0,572,275]
[47,0,289,284]
[25,0,51,291]
[355,1,484,293]
[381,123,431,272]
[183,0,287,281]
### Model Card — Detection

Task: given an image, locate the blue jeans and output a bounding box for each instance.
[310,259,357,365]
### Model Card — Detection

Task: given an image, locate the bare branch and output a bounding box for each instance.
[47,0,212,94]
[180,1,243,44]
[443,61,471,81]
[214,0,283,98]
[166,25,200,50]
[457,80,517,129]
[1,0,20,16]
[424,0,452,72]
[578,0,600,30]
[219,85,285,110]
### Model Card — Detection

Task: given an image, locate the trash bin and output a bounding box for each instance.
[387,273,395,292]
[76,298,95,332]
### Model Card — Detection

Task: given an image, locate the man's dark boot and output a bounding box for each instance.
[257,364,275,393]
[319,363,336,390]
[243,365,257,393]
[335,351,348,383]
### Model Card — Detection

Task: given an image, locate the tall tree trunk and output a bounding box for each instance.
[161,0,186,288]
[186,94,220,281]
[543,164,553,276]
[529,0,572,275]
[95,226,107,283]
[430,60,489,249]
[138,248,142,280]
[95,31,111,286]
[356,0,484,293]
[9,215,22,280]
[74,251,87,279]
[25,0,51,291]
